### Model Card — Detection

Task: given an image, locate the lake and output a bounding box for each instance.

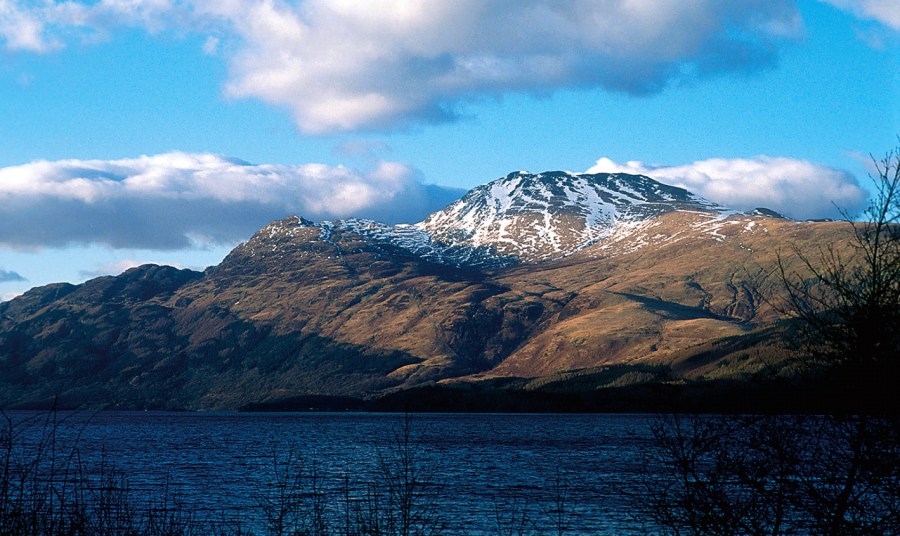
[3,411,662,534]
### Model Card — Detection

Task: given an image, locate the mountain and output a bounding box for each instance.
[419,170,726,264]
[0,171,852,410]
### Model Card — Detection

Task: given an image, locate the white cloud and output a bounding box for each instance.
[2,0,803,132]
[0,152,463,250]
[0,0,56,52]
[587,156,867,220]
[45,0,187,35]
[822,0,900,31]
[208,0,804,133]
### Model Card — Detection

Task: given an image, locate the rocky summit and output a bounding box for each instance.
[0,171,851,410]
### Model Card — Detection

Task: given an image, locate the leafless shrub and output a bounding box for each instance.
[257,442,329,536]
[370,414,443,536]
[640,414,899,535]
[0,409,216,536]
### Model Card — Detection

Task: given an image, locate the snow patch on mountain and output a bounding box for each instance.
[327,219,519,268]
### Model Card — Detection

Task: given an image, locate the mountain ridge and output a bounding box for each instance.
[0,170,846,410]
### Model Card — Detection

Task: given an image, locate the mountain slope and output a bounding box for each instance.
[481,211,828,379]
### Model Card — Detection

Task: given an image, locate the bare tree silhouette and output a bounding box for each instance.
[777,144,899,396]
[642,143,900,535]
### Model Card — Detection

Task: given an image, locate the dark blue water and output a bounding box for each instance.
[4,412,659,534]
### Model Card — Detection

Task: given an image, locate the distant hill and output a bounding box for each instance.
[0,171,852,410]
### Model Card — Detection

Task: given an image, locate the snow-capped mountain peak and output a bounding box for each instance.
[416,171,726,263]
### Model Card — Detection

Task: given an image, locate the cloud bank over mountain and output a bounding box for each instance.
[0,152,462,250]
[587,156,867,220]
[0,150,867,253]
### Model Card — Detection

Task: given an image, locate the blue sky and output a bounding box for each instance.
[0,0,898,300]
